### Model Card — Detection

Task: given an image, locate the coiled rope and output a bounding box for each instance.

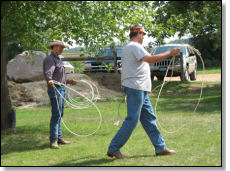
[51,79,102,137]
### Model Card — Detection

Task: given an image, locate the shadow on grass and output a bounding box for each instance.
[52,154,155,166]
[151,81,221,115]
[53,156,116,166]
[127,154,155,159]
[1,124,50,155]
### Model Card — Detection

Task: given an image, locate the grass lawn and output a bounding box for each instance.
[1,78,221,166]
[197,66,221,74]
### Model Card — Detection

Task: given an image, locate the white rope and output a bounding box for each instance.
[154,45,205,134]
[65,80,99,109]
[51,79,102,137]
[114,95,127,126]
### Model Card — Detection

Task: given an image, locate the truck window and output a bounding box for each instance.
[153,46,186,56]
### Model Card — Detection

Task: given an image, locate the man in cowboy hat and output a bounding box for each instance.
[43,39,77,149]
[107,25,180,158]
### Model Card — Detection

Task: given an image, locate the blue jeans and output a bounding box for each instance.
[48,85,66,143]
[108,86,166,153]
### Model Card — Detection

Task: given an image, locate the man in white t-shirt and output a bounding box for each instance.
[107,25,180,159]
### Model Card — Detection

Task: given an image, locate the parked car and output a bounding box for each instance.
[150,44,197,81]
[63,61,74,74]
[84,47,123,72]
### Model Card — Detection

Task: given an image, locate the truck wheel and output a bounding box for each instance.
[157,76,164,81]
[180,66,189,82]
[151,74,155,81]
[190,68,197,81]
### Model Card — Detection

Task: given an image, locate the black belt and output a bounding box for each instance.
[54,84,64,87]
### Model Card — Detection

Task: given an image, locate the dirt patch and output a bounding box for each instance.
[8,73,220,108]
[164,74,221,82]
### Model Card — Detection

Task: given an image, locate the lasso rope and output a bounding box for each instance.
[50,46,204,136]
[114,95,127,126]
[154,45,205,134]
[51,79,102,137]
[115,45,205,134]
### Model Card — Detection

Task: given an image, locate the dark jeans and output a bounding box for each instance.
[48,85,66,143]
[108,86,166,153]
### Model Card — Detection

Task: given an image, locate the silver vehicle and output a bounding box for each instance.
[84,47,123,73]
[150,44,197,81]
[63,61,74,74]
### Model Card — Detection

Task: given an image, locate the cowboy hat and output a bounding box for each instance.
[47,39,70,49]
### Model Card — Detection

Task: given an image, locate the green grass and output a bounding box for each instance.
[197,66,221,74]
[1,81,221,166]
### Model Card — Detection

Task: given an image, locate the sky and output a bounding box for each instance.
[143,32,192,46]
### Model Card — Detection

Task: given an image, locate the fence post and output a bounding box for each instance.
[110,44,117,73]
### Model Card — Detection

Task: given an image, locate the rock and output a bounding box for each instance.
[7,51,46,83]
[8,73,124,107]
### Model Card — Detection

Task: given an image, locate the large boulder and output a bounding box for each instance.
[7,51,46,82]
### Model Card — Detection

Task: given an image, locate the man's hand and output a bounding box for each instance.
[48,80,54,87]
[170,48,181,56]
[67,79,77,85]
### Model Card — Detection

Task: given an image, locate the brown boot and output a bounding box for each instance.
[107,151,127,159]
[156,148,176,156]
[58,138,71,145]
[50,141,59,149]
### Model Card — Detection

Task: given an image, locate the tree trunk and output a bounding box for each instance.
[110,44,117,73]
[1,36,15,130]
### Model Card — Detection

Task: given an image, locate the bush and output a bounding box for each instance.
[70,61,85,73]
[202,58,221,68]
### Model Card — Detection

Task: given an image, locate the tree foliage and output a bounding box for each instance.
[2,1,221,56]
[2,1,156,55]
[1,1,156,130]
[151,1,221,66]
[152,1,221,44]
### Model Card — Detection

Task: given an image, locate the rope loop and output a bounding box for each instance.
[153,45,205,134]
[52,79,102,137]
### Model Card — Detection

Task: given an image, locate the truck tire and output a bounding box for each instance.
[190,68,197,81]
[157,76,164,81]
[180,66,189,82]
[151,74,155,81]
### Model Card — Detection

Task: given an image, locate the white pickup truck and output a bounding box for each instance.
[150,44,197,81]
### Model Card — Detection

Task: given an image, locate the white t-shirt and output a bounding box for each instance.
[121,41,152,92]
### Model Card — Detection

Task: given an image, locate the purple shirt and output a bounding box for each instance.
[43,52,66,84]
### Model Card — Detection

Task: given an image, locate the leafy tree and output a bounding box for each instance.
[150,1,221,64]
[1,1,156,130]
